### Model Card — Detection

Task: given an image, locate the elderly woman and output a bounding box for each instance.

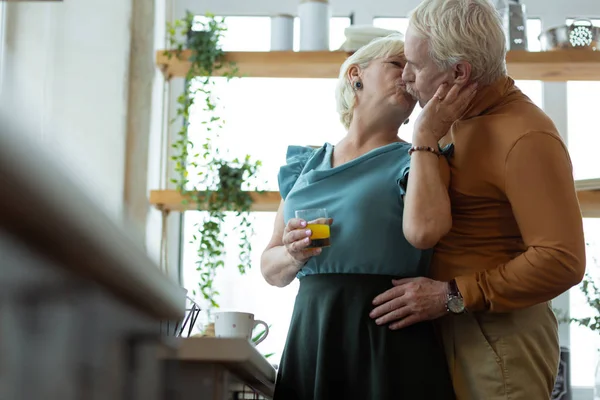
[260,35,457,400]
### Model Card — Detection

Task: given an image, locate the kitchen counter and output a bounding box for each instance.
[165,337,277,399]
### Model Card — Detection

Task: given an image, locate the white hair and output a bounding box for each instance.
[335,34,406,130]
[409,0,507,85]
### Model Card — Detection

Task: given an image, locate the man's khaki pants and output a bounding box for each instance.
[437,302,560,400]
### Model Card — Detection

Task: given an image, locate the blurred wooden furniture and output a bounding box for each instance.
[0,122,186,400]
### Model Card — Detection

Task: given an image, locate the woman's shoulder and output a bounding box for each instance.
[278,144,329,199]
[283,143,330,165]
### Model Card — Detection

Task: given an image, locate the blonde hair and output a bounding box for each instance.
[409,0,507,85]
[335,34,406,130]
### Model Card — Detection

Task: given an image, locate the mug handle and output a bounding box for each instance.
[253,320,269,345]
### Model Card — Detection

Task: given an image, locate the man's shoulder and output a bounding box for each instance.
[462,93,562,151]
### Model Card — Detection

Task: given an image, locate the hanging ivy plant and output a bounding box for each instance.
[165,11,262,315]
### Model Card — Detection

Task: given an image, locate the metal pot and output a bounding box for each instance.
[539,19,600,51]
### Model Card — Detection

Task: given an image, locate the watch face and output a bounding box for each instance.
[448,297,465,314]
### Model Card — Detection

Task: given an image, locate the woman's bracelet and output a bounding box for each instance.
[408,145,440,158]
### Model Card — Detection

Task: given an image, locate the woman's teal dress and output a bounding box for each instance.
[273,143,455,400]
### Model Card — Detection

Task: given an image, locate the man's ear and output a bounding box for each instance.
[453,61,472,85]
[346,64,360,82]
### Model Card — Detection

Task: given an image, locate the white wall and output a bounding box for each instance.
[0,0,133,224]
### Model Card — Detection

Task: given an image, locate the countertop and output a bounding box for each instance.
[170,337,277,397]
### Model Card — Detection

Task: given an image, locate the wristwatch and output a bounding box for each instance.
[446,279,466,314]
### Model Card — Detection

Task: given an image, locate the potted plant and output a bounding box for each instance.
[165,12,262,317]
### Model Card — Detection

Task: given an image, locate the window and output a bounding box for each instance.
[372,18,543,141]
[569,219,600,388]
[565,18,600,389]
[566,18,600,181]
[182,16,350,363]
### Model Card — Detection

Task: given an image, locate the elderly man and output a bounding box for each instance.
[369,0,586,398]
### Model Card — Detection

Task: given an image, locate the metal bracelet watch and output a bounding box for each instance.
[446,279,466,314]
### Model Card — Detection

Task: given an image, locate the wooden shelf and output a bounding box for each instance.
[149,189,281,212]
[149,189,600,218]
[157,50,600,81]
[157,50,348,79]
[578,190,600,218]
[505,51,600,81]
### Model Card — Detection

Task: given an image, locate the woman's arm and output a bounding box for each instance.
[261,200,319,287]
[402,82,476,249]
[402,137,452,249]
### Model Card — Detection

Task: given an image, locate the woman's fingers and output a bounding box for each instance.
[284,218,306,234]
[449,82,478,116]
[300,247,322,258]
[283,227,311,245]
[443,81,466,103]
[282,217,327,263]
[290,236,311,252]
[431,82,449,102]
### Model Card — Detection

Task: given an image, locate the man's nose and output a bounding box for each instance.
[402,67,414,82]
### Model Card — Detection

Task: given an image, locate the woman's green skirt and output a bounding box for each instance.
[273,274,455,400]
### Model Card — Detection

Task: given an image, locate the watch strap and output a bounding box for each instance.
[448,278,461,298]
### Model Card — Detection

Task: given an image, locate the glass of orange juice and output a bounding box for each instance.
[295,208,331,249]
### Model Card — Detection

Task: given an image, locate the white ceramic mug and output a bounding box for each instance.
[214,311,269,345]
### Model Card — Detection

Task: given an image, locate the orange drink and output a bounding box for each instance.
[295,208,331,249]
[306,223,331,248]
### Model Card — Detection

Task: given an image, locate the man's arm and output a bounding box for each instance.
[456,131,586,312]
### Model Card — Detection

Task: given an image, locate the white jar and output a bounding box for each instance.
[270,14,294,51]
[298,0,331,51]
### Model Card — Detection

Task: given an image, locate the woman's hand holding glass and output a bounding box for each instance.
[282,218,323,267]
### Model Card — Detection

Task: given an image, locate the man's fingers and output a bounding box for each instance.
[372,286,405,306]
[370,296,406,319]
[389,314,422,330]
[391,277,418,287]
[374,304,411,325]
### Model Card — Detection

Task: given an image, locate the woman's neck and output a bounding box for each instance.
[344,117,403,150]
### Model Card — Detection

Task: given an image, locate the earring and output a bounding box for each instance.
[353,80,363,90]
[404,118,410,125]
